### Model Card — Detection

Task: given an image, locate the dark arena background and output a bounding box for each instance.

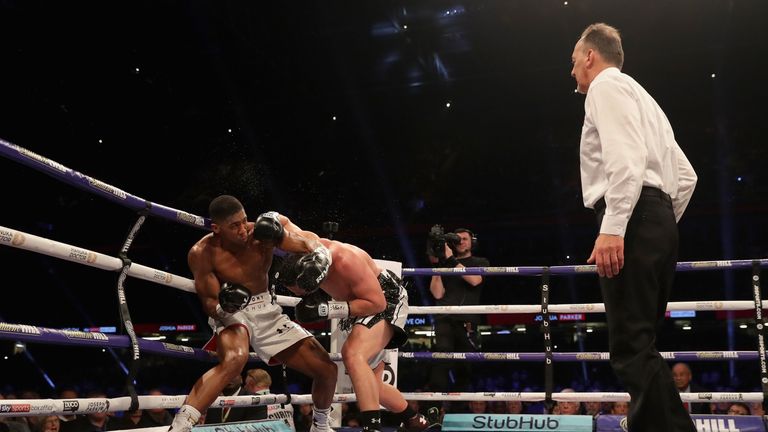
[1,1,768,431]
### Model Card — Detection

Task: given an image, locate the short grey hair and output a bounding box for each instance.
[580,23,624,69]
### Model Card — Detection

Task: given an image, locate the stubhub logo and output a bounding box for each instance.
[442,414,592,432]
[472,416,561,430]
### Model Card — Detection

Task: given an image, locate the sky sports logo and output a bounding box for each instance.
[0,404,31,413]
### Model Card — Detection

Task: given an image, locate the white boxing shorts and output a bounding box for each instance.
[206,292,313,365]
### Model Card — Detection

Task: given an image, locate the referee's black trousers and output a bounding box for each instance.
[596,188,695,432]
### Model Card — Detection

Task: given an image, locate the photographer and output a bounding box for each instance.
[426,226,489,393]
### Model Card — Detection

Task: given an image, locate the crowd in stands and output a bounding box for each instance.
[1,362,765,432]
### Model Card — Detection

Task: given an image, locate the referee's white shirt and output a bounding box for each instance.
[580,67,698,237]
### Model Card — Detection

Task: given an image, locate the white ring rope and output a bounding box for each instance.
[0,225,195,293]
[0,225,758,313]
[0,391,758,418]
[408,300,755,314]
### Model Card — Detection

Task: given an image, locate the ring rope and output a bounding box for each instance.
[0,225,195,293]
[4,138,766,277]
[392,351,757,362]
[0,138,211,230]
[1,225,762,315]
[3,137,767,280]
[0,391,759,418]
[1,321,754,364]
[410,300,762,314]
[0,322,257,363]
[404,259,768,276]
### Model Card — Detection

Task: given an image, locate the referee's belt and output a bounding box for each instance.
[594,186,671,213]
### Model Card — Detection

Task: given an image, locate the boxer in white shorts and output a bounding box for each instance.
[205,292,313,364]
[280,239,430,432]
[170,195,337,432]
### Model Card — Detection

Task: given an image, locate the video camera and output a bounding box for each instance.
[426,224,461,258]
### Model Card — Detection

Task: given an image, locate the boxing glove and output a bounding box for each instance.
[253,211,284,242]
[219,282,252,313]
[294,245,332,293]
[295,294,349,323]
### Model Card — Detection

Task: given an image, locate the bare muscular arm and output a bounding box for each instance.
[338,258,386,316]
[188,243,221,318]
[276,214,324,253]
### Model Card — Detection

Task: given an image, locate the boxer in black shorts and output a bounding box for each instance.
[280,239,430,432]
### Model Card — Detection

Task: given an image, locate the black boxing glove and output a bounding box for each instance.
[253,211,284,243]
[219,282,252,313]
[295,292,349,323]
[294,245,332,294]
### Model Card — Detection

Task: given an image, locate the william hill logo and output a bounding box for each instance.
[694,418,741,432]
[0,323,40,335]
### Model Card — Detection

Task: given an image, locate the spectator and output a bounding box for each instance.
[0,393,31,432]
[489,402,506,414]
[468,401,487,414]
[109,410,142,430]
[427,227,489,398]
[554,389,581,415]
[243,368,272,421]
[0,420,29,432]
[709,401,729,415]
[505,401,523,414]
[583,401,603,417]
[205,374,252,424]
[139,389,173,427]
[748,402,765,417]
[244,369,271,395]
[60,390,113,432]
[244,369,294,426]
[727,403,750,416]
[230,369,271,422]
[19,391,42,432]
[671,363,710,414]
[294,404,314,432]
[610,402,629,416]
[36,417,59,432]
[56,389,79,424]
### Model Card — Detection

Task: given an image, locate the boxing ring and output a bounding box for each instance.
[2,137,768,432]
